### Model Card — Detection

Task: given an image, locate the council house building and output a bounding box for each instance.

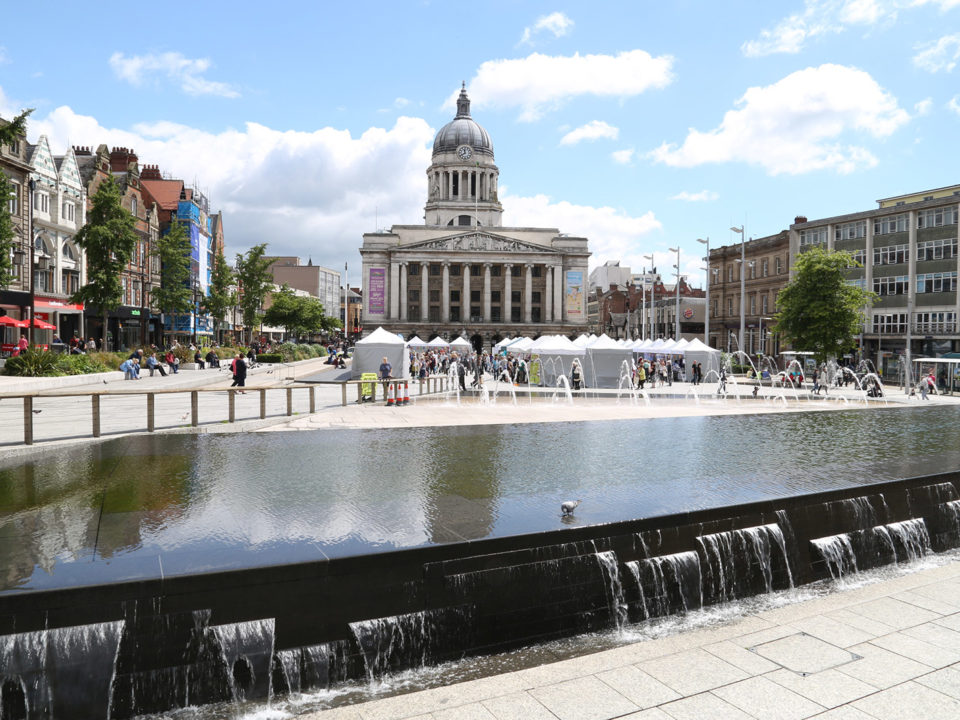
[359,84,590,351]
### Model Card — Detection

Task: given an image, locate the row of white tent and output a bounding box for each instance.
[353,326,721,386]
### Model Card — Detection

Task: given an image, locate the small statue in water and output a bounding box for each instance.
[561,499,581,516]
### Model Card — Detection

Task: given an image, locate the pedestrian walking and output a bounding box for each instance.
[231,353,247,392]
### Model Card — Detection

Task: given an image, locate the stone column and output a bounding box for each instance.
[554,264,563,322]
[399,262,407,321]
[483,263,492,323]
[390,260,400,320]
[463,263,471,323]
[420,262,429,321]
[908,209,918,334]
[442,262,450,323]
[503,264,512,323]
[544,265,552,326]
[524,264,533,323]
[826,224,835,252]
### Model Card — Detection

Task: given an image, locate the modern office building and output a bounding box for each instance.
[359,84,591,350]
[264,256,341,321]
[790,185,960,376]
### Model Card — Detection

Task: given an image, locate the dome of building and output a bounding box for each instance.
[432,84,494,158]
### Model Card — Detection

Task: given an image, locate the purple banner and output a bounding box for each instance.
[368,267,386,315]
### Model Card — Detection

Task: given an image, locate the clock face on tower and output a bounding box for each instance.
[457,145,473,161]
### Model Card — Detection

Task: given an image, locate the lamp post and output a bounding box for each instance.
[730,225,745,352]
[697,238,710,346]
[192,279,200,347]
[643,254,653,339]
[668,246,681,339]
[28,178,36,347]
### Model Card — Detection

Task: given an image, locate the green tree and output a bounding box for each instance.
[0,172,16,290]
[152,222,193,347]
[0,110,32,146]
[71,176,137,350]
[773,246,877,364]
[202,245,235,344]
[235,243,272,344]
[263,284,329,340]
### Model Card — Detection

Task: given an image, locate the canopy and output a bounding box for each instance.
[21,317,55,330]
[449,336,472,350]
[427,336,449,348]
[583,334,633,388]
[683,338,721,381]
[506,337,534,353]
[572,334,592,348]
[530,335,584,356]
[352,326,410,379]
[0,316,23,327]
[529,335,585,386]
[406,335,428,349]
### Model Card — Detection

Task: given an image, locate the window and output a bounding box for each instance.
[491,290,501,303]
[712,300,717,317]
[874,213,908,235]
[491,265,501,277]
[470,290,480,303]
[799,227,827,246]
[776,256,782,274]
[918,207,958,228]
[532,266,542,278]
[727,266,733,282]
[34,192,49,213]
[873,313,907,334]
[61,270,79,296]
[61,201,75,222]
[62,244,75,261]
[9,139,19,155]
[848,249,866,266]
[749,263,756,279]
[917,238,958,261]
[131,197,138,217]
[762,258,768,277]
[33,268,53,293]
[7,183,19,215]
[532,291,541,304]
[728,298,733,315]
[873,275,909,295]
[429,306,440,322]
[915,312,956,333]
[449,307,460,321]
[408,263,419,276]
[448,264,460,276]
[429,289,440,302]
[873,244,909,265]
[511,265,521,277]
[847,278,867,290]
[761,295,768,314]
[411,304,422,319]
[471,264,481,277]
[430,263,441,276]
[834,221,866,241]
[750,295,756,314]
[916,272,958,293]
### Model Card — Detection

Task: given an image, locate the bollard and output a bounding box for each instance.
[147,394,155,432]
[23,397,33,446]
[310,386,316,413]
[92,395,101,438]
[228,390,236,423]
[191,391,199,427]
[286,387,293,416]
[260,389,267,419]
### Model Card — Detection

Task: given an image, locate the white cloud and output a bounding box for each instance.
[650,64,909,175]
[559,120,619,145]
[451,50,674,122]
[109,51,240,98]
[502,193,661,271]
[25,99,433,268]
[742,0,901,57]
[519,11,574,45]
[914,98,933,115]
[611,148,635,164]
[671,190,719,202]
[949,95,960,114]
[913,33,960,72]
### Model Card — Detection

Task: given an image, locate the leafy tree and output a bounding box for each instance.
[773,246,877,364]
[202,245,235,344]
[71,176,137,350]
[0,172,16,290]
[235,243,272,344]
[0,110,32,146]
[263,284,330,340]
[152,222,193,347]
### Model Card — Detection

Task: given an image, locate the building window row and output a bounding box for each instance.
[848,249,866,266]
[916,271,957,294]
[873,313,907,334]
[7,183,19,215]
[847,278,867,290]
[62,201,75,222]
[33,192,50,213]
[799,228,827,246]
[918,206,958,228]
[917,237,958,261]
[915,311,956,333]
[874,213,907,235]
[874,244,908,266]
[835,220,866,241]
[873,275,909,295]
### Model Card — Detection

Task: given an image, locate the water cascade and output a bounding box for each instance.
[212,618,276,702]
[696,523,794,603]
[630,551,703,618]
[595,551,628,629]
[810,518,931,579]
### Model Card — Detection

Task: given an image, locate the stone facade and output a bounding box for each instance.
[708,231,790,354]
[360,87,590,349]
[0,116,32,336]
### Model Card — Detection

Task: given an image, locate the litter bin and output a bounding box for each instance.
[360,372,377,403]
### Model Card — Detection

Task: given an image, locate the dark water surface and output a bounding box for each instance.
[1,405,958,593]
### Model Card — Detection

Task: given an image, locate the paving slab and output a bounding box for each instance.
[711,676,825,720]
[852,681,960,720]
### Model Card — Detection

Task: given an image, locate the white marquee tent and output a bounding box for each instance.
[529,335,585,386]
[449,336,472,352]
[352,327,410,379]
[584,334,633,388]
[683,338,722,381]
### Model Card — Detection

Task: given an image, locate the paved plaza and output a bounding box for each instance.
[2,360,959,719]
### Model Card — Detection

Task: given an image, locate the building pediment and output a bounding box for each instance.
[404,231,557,254]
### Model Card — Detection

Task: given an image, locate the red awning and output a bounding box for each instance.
[22,317,56,330]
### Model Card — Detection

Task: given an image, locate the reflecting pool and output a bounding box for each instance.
[1,405,958,593]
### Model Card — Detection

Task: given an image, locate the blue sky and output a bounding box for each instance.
[2,0,959,287]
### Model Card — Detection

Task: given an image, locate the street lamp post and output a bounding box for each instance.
[668,246,681,339]
[192,279,200,347]
[730,225,745,352]
[28,178,36,347]
[697,237,709,346]
[642,254,653,339]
